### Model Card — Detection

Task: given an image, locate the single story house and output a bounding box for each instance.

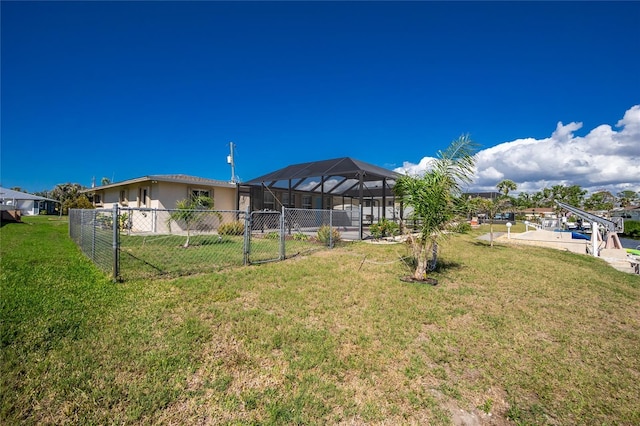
[0,187,59,218]
[81,174,248,234]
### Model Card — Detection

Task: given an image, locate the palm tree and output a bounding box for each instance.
[168,195,213,248]
[472,196,510,247]
[496,179,517,197]
[394,134,477,281]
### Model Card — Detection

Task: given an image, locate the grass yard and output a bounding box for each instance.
[118,231,330,280]
[1,216,639,425]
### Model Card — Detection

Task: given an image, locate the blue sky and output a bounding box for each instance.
[2,1,639,194]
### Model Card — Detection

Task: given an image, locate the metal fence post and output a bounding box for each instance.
[112,204,119,281]
[280,206,286,259]
[329,209,333,248]
[243,207,250,265]
[359,204,363,240]
[92,211,96,261]
[80,210,84,252]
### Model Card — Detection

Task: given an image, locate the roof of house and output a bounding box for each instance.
[517,207,556,214]
[82,174,236,192]
[243,157,400,197]
[0,187,58,203]
[465,192,502,199]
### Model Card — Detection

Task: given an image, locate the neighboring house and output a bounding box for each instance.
[611,205,640,222]
[81,174,247,234]
[0,186,59,217]
[517,207,556,219]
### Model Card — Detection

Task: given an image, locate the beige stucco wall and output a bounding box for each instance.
[213,186,236,210]
[155,182,188,210]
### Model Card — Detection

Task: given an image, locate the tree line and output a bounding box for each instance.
[506,185,638,211]
[10,174,639,217]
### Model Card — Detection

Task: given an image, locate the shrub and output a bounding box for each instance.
[370,218,400,239]
[623,220,640,238]
[218,220,245,236]
[119,213,130,231]
[63,195,94,213]
[449,221,472,234]
[292,232,309,241]
[265,232,280,239]
[317,225,341,244]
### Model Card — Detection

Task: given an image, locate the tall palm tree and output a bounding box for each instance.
[496,179,517,197]
[394,135,477,281]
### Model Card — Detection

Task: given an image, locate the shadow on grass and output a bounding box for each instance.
[121,250,166,274]
[399,257,463,285]
[470,240,509,249]
[431,259,463,273]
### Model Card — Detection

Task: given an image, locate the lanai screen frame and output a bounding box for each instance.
[241,157,402,240]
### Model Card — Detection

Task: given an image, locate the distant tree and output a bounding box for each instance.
[531,191,545,208]
[562,185,587,207]
[65,195,94,211]
[496,179,517,197]
[50,183,87,214]
[470,179,515,248]
[584,191,615,211]
[472,196,510,247]
[101,177,111,186]
[168,195,214,248]
[617,190,639,207]
[394,134,477,281]
[547,184,586,217]
[10,186,24,192]
[513,192,533,209]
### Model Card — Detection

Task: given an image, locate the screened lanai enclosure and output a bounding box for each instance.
[240,157,403,240]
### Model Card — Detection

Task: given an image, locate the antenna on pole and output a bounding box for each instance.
[227,142,236,184]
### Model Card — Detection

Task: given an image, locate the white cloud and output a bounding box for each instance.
[395,157,437,176]
[396,105,640,195]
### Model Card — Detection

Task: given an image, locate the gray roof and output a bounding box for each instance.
[244,157,400,197]
[82,174,236,192]
[0,187,58,203]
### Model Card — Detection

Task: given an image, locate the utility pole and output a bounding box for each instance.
[227,142,236,183]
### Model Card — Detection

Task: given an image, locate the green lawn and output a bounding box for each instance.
[2,216,639,424]
[117,230,329,280]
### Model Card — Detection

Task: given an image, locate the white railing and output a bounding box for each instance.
[524,220,544,231]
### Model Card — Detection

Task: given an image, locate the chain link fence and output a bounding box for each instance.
[117,208,248,280]
[69,208,118,277]
[70,206,362,280]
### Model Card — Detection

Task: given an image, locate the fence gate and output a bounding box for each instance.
[247,210,284,264]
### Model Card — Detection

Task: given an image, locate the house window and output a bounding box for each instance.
[302,195,312,209]
[191,189,211,199]
[139,187,149,207]
[282,192,290,207]
[264,192,275,210]
[119,190,127,205]
[94,194,102,206]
